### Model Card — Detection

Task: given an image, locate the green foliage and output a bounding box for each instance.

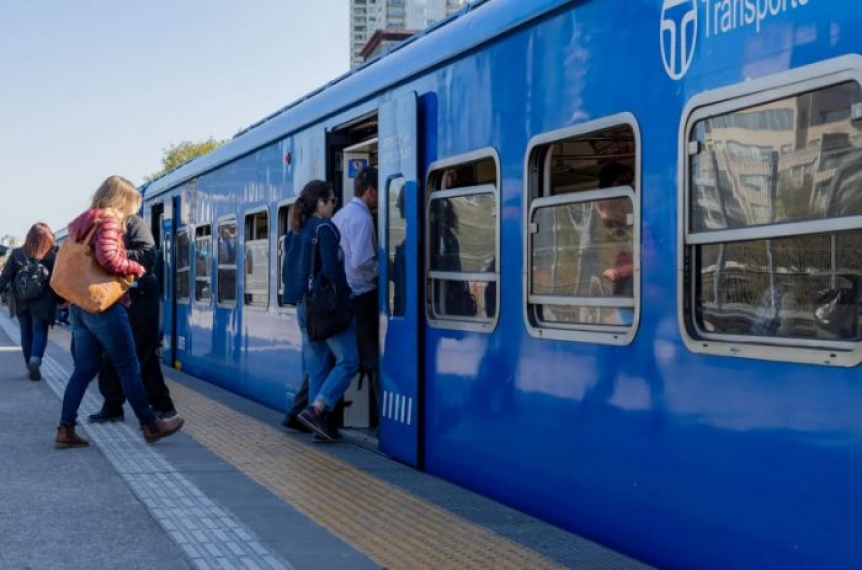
[146,137,226,182]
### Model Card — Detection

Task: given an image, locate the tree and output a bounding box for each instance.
[146,137,226,182]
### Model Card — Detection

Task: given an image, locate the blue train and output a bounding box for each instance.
[141,1,862,567]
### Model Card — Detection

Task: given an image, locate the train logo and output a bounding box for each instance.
[660,0,698,80]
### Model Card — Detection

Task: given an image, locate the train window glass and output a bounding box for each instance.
[243,211,269,307]
[217,220,237,306]
[175,229,191,302]
[426,156,498,326]
[387,176,407,317]
[687,81,862,349]
[194,225,212,303]
[276,203,294,308]
[526,123,639,341]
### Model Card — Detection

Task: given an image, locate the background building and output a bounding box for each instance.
[350,0,466,67]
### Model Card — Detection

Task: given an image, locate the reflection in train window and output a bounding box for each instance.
[687,81,862,346]
[244,211,269,307]
[526,122,639,340]
[175,229,191,302]
[217,220,237,306]
[426,155,498,325]
[276,202,294,308]
[194,225,212,303]
[387,177,407,317]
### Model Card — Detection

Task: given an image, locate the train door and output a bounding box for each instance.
[378,92,421,467]
[159,200,176,366]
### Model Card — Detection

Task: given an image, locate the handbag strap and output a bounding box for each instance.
[307,225,320,292]
[77,220,100,246]
[307,222,340,292]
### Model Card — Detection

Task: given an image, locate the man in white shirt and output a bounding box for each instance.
[332,166,379,426]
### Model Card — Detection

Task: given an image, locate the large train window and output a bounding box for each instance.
[175,229,191,303]
[524,116,640,344]
[683,71,862,365]
[243,210,269,308]
[426,151,499,331]
[194,225,212,303]
[276,201,295,310]
[216,218,237,306]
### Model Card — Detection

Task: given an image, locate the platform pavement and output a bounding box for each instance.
[0,310,655,570]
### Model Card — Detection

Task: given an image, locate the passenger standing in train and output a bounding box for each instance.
[332,166,380,426]
[596,163,635,325]
[0,223,59,381]
[88,214,178,424]
[282,180,360,442]
[55,175,185,448]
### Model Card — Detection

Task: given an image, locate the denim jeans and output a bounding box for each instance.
[60,305,156,427]
[17,310,49,365]
[297,301,359,410]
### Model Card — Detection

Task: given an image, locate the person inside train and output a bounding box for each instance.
[431,190,477,317]
[281,179,359,442]
[88,212,178,424]
[333,166,380,427]
[55,176,185,448]
[0,222,59,381]
[595,162,635,325]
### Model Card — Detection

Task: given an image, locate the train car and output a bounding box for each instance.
[141,1,862,567]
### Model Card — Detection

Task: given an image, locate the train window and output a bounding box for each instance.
[217,219,237,306]
[525,119,640,344]
[684,76,862,365]
[426,153,499,330]
[276,202,295,309]
[387,176,407,317]
[194,225,212,303]
[243,211,269,307]
[174,229,191,303]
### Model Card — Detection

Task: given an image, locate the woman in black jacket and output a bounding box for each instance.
[0,223,58,380]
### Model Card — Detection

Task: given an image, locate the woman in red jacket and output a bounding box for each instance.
[55,175,184,448]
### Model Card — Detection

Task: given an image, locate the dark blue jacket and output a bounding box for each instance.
[281,218,348,305]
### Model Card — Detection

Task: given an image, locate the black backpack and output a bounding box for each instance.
[14,256,49,301]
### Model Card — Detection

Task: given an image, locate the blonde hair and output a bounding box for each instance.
[90,175,142,220]
[22,222,54,260]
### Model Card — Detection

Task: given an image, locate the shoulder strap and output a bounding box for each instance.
[307,225,321,291]
[77,219,101,245]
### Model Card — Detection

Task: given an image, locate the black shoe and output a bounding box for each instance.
[313,426,342,443]
[298,407,334,442]
[27,362,41,381]
[281,415,312,433]
[88,409,124,423]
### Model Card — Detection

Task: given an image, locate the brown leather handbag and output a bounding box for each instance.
[50,224,131,313]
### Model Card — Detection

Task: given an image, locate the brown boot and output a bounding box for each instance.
[55,425,89,449]
[141,415,185,443]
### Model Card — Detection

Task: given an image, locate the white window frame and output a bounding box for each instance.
[216,215,238,308]
[425,149,500,333]
[678,55,862,366]
[523,113,642,345]
[243,207,270,310]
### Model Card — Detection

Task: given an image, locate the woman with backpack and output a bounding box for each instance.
[0,222,57,381]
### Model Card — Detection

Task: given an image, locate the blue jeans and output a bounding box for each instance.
[297,301,359,410]
[17,310,49,365]
[60,305,156,427]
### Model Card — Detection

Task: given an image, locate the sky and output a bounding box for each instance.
[0,1,349,243]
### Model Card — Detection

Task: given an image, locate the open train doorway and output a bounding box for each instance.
[327,114,381,446]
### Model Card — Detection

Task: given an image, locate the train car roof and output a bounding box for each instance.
[143,0,572,199]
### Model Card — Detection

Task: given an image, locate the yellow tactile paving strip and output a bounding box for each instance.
[169,381,566,570]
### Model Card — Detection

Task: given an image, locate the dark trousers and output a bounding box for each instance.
[98,289,174,414]
[353,289,379,426]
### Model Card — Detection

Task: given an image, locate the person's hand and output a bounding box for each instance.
[602,268,619,282]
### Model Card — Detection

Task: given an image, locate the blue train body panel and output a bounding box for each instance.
[142,1,862,567]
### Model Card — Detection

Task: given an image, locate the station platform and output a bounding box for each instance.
[0,310,654,570]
